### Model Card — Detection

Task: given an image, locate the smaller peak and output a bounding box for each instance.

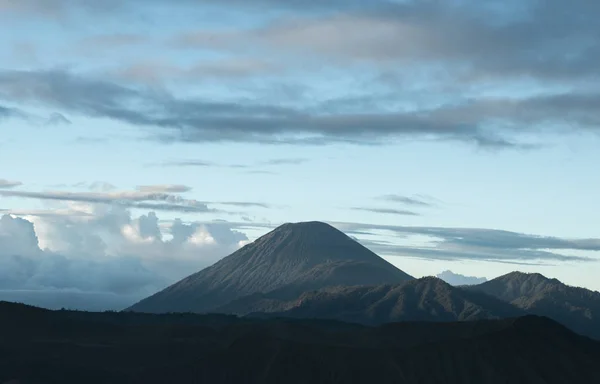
[500,271,550,281]
[411,276,451,287]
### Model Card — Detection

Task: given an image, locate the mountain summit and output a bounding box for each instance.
[467,271,600,339]
[128,221,414,313]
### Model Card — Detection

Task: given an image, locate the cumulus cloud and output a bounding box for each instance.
[0,206,250,310]
[437,270,487,286]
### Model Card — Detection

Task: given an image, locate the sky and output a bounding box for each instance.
[1,0,599,310]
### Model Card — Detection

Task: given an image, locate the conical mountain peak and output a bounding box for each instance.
[128,221,413,314]
[254,221,356,250]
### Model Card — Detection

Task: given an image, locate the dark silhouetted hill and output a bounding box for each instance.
[128,221,413,313]
[1,301,600,383]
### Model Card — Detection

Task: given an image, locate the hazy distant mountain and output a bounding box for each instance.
[234,277,524,324]
[2,301,600,383]
[437,270,487,285]
[467,271,600,339]
[128,221,413,313]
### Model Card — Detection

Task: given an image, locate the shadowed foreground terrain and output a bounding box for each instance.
[2,302,600,384]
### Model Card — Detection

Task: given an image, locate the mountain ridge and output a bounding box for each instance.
[234,276,526,324]
[466,271,600,339]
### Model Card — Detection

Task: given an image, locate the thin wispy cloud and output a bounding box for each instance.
[0,179,23,189]
[0,187,271,214]
[136,184,193,193]
[349,207,420,216]
[331,221,600,264]
[378,194,437,207]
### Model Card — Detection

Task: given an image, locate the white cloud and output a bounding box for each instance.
[0,205,249,310]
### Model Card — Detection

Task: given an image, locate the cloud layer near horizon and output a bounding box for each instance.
[333,221,600,264]
[0,206,249,310]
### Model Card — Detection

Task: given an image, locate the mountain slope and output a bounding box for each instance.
[467,271,600,339]
[237,277,525,324]
[128,221,413,313]
[2,302,600,384]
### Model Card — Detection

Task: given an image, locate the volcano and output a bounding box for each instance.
[127,221,414,313]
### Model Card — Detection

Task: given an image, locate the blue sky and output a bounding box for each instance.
[1,0,599,309]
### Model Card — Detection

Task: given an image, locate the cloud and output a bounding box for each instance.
[349,207,420,216]
[2,1,599,148]
[159,158,308,168]
[0,104,30,121]
[0,69,540,148]
[156,158,309,175]
[112,58,279,84]
[45,112,71,125]
[136,184,192,193]
[260,158,308,166]
[0,189,218,214]
[88,181,117,191]
[179,1,600,82]
[0,186,271,214]
[331,221,600,264]
[75,33,148,51]
[0,207,250,310]
[0,179,23,189]
[437,270,487,286]
[378,194,437,207]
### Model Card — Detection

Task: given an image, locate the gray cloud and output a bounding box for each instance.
[350,207,420,216]
[2,1,599,148]
[0,187,270,213]
[379,194,437,207]
[330,221,600,264]
[0,69,534,147]
[260,158,308,166]
[0,189,218,214]
[45,112,71,125]
[112,58,279,84]
[215,201,270,208]
[161,159,215,167]
[76,33,148,50]
[437,270,487,286]
[0,179,23,189]
[0,0,373,16]
[179,0,600,82]
[177,219,600,265]
[157,158,309,175]
[0,104,30,121]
